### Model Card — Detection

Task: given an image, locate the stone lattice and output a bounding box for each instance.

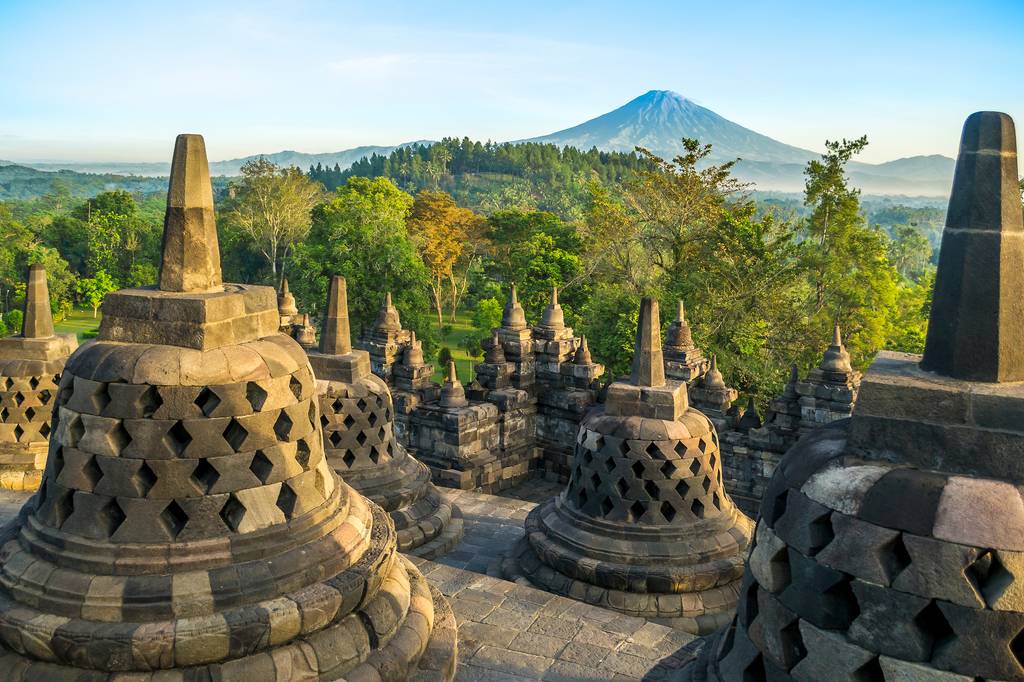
[506,298,753,634]
[310,276,463,559]
[0,264,77,492]
[0,134,457,680]
[679,113,1024,681]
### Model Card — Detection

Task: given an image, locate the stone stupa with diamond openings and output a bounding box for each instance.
[0,264,77,491]
[679,112,1024,682]
[0,134,457,680]
[276,277,299,331]
[505,297,753,633]
[664,300,709,383]
[307,275,463,558]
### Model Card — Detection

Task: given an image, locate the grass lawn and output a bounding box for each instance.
[54,308,102,341]
[429,310,484,384]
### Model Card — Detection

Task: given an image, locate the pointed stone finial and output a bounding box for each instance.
[282,278,290,295]
[485,332,506,364]
[574,336,593,365]
[447,361,458,383]
[820,323,853,373]
[540,286,565,329]
[738,396,763,430]
[502,284,528,330]
[665,298,695,350]
[677,300,685,323]
[439,360,468,408]
[277,277,298,317]
[373,291,402,332]
[630,297,665,387]
[403,330,424,367]
[320,275,352,355]
[295,313,317,347]
[832,322,842,346]
[158,134,223,293]
[920,112,1024,382]
[703,354,727,389]
[21,264,54,339]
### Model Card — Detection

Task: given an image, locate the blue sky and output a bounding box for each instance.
[1,0,1021,163]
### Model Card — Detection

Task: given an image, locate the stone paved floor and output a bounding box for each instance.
[0,486,700,680]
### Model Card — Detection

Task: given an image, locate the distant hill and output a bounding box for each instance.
[527,90,955,196]
[21,141,434,178]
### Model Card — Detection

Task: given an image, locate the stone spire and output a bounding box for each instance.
[158,133,222,292]
[277,277,298,317]
[320,275,352,355]
[703,354,726,390]
[664,299,695,350]
[21,263,54,338]
[573,336,592,365]
[501,284,528,330]
[403,330,425,367]
[921,111,1024,382]
[737,396,762,430]
[373,291,402,332]
[439,360,468,408]
[539,287,565,330]
[818,323,853,373]
[485,332,506,364]
[295,313,317,347]
[629,297,665,387]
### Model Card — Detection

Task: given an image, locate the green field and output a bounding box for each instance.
[429,311,484,385]
[54,309,102,340]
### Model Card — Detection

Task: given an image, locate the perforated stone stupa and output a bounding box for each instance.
[680,112,1024,681]
[307,275,463,559]
[0,264,77,491]
[506,298,753,634]
[0,134,456,680]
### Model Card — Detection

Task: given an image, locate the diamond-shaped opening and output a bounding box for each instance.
[674,441,687,458]
[767,489,788,526]
[604,456,616,473]
[742,654,767,682]
[967,550,1014,607]
[914,600,955,656]
[618,439,629,456]
[600,496,614,517]
[2,377,11,390]
[676,479,689,498]
[577,488,589,508]
[631,460,645,478]
[192,458,220,493]
[296,439,312,470]
[246,382,268,412]
[709,453,717,469]
[697,438,708,453]
[308,402,317,427]
[825,577,861,628]
[807,512,835,556]
[741,579,759,627]
[168,421,193,455]
[367,411,378,427]
[355,430,367,446]
[850,657,883,682]
[645,480,660,500]
[99,498,126,537]
[343,414,356,429]
[51,446,64,477]
[273,411,294,441]
[24,407,35,421]
[220,494,246,532]
[82,455,103,489]
[661,501,676,522]
[13,424,24,442]
[329,430,343,448]
[1011,625,1024,669]
[331,398,344,413]
[583,449,594,465]
[96,384,111,412]
[139,385,162,418]
[356,398,367,411]
[13,391,24,406]
[39,389,52,405]
[194,387,221,417]
[713,492,721,510]
[702,475,712,493]
[646,442,660,458]
[314,468,327,497]
[589,472,601,489]
[369,445,381,464]
[54,489,74,527]
[659,461,675,478]
[29,376,39,390]
[627,500,646,523]
[691,498,705,519]
[320,413,329,428]
[880,533,913,583]
[689,459,701,476]
[616,478,629,497]
[160,500,188,539]
[109,422,131,454]
[249,450,274,483]
[276,483,298,517]
[343,451,356,468]
[134,461,157,497]
[289,376,303,400]
[0,407,8,421]
[220,418,246,451]
[39,421,50,439]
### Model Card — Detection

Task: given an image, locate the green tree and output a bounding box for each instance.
[288,177,436,352]
[77,269,118,318]
[472,297,503,337]
[886,224,932,281]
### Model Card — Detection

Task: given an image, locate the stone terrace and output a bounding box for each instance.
[0,486,699,681]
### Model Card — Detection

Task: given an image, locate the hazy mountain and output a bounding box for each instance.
[19,141,434,178]
[527,90,955,196]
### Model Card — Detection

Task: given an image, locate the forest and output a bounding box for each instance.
[0,136,954,406]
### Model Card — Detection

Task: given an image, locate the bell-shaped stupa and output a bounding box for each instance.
[506,298,753,633]
[0,264,77,490]
[0,134,457,680]
[307,275,463,558]
[680,113,1024,681]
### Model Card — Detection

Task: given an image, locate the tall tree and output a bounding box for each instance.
[225,158,323,281]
